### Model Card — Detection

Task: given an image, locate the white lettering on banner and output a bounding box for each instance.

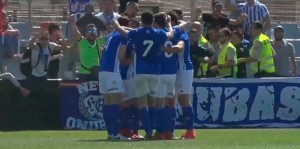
[223,88,249,122]
[277,87,300,121]
[249,86,275,121]
[66,117,106,129]
[196,87,221,121]
[76,81,98,94]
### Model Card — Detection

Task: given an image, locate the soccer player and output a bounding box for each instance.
[152,12,181,140]
[118,21,143,140]
[113,11,174,139]
[165,11,196,139]
[99,16,131,141]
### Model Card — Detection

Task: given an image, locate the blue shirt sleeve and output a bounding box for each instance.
[180,32,189,41]
[120,36,128,46]
[159,30,168,46]
[128,29,137,41]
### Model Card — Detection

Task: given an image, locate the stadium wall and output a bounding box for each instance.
[1,78,300,130]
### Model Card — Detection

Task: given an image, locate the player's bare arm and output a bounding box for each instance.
[163,40,184,53]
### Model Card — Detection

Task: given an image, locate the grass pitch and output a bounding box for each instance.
[0,129,300,149]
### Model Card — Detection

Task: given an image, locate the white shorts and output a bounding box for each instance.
[99,72,124,94]
[122,79,136,101]
[155,74,176,98]
[176,70,193,95]
[135,74,160,98]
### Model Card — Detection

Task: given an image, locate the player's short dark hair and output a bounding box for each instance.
[172,9,183,17]
[252,21,264,30]
[141,11,153,26]
[167,11,179,25]
[130,18,140,27]
[154,12,167,28]
[232,30,244,40]
[118,15,130,26]
[219,28,231,38]
[48,23,60,35]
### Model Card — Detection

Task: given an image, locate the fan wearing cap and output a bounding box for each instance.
[271,26,297,77]
[238,21,277,78]
[69,14,106,81]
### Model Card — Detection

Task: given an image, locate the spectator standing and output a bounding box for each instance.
[76,4,107,35]
[121,1,139,19]
[69,15,106,81]
[238,0,271,40]
[119,0,138,14]
[231,30,252,78]
[96,0,120,34]
[271,26,297,77]
[188,29,214,78]
[224,0,246,19]
[206,26,220,77]
[47,23,76,79]
[26,31,64,80]
[190,21,210,48]
[210,28,237,78]
[238,22,276,78]
[193,0,247,36]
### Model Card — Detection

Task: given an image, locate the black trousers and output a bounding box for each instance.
[254,71,279,78]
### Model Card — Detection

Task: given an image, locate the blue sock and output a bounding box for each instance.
[103,105,112,135]
[130,106,139,134]
[161,107,169,133]
[156,107,168,133]
[120,107,131,130]
[110,104,121,136]
[139,107,152,135]
[182,106,194,130]
[169,106,176,133]
[148,107,156,129]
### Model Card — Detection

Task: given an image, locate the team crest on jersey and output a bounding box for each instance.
[78,91,104,120]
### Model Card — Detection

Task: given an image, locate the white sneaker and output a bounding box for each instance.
[111,134,131,141]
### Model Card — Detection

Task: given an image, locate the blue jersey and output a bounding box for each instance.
[120,40,135,80]
[178,31,193,71]
[101,31,127,73]
[159,26,181,74]
[128,27,168,74]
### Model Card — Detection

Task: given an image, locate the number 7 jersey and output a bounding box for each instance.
[128,27,168,75]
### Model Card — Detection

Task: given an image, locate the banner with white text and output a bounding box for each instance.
[60,78,300,130]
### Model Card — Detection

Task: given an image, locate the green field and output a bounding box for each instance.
[0,129,300,149]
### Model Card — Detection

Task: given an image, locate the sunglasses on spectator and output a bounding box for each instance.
[87,29,97,34]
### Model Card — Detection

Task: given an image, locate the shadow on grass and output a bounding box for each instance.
[77,138,186,143]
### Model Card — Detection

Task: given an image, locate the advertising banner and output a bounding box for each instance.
[60,78,300,129]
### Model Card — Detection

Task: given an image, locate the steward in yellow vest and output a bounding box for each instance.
[237,21,277,78]
[210,28,237,78]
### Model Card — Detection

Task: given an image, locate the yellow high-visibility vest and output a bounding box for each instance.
[217,42,237,78]
[250,34,275,74]
[197,35,210,77]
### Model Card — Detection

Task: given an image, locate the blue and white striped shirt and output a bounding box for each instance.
[238,0,270,35]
